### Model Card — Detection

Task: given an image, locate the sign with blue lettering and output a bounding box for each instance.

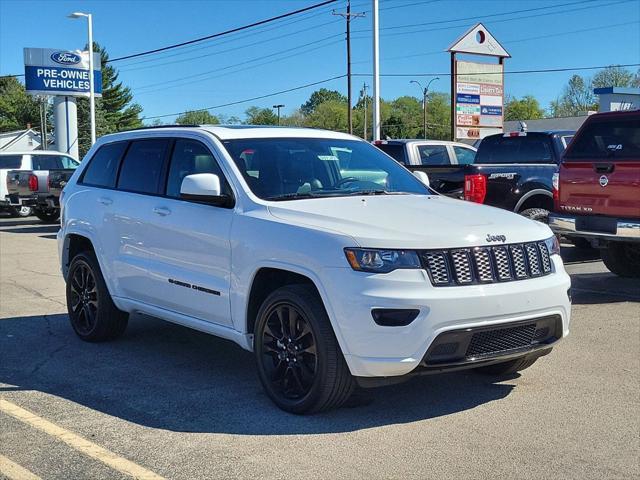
[456,93,480,105]
[481,106,502,116]
[24,48,102,97]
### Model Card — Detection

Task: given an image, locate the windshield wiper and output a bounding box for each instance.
[344,189,409,196]
[265,192,320,201]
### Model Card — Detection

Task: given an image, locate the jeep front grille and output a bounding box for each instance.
[420,242,553,287]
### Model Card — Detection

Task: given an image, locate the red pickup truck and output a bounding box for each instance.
[549,110,640,277]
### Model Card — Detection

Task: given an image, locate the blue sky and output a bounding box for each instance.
[1,0,639,123]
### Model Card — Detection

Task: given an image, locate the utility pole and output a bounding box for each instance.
[362,83,369,140]
[372,0,380,141]
[333,1,365,135]
[410,77,439,140]
[273,104,284,125]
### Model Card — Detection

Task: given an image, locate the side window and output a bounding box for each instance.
[60,155,80,169]
[165,139,229,199]
[0,155,23,169]
[117,139,169,194]
[81,142,128,188]
[377,144,408,164]
[417,145,450,166]
[32,155,64,170]
[453,146,476,165]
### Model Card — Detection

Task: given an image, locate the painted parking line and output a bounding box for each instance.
[0,454,42,480]
[0,399,165,480]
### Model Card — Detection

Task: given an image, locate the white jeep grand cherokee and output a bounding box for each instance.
[57,126,571,413]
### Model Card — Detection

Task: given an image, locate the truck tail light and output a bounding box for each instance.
[552,172,560,210]
[28,174,38,191]
[464,174,486,203]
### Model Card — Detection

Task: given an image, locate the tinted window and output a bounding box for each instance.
[565,117,640,160]
[166,139,228,198]
[0,155,22,169]
[453,146,476,165]
[32,154,79,170]
[417,145,450,165]
[224,138,429,200]
[81,142,127,187]
[476,134,554,164]
[117,139,168,194]
[376,143,408,164]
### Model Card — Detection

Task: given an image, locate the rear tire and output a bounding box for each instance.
[35,208,60,224]
[474,355,541,376]
[601,242,640,278]
[254,284,355,414]
[569,237,593,250]
[8,206,32,218]
[66,251,128,342]
[519,208,549,224]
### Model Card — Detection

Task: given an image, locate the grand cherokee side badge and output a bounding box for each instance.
[486,234,507,243]
[599,175,609,187]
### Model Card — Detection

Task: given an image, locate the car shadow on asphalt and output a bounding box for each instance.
[0,313,516,434]
[0,225,59,235]
[570,272,640,305]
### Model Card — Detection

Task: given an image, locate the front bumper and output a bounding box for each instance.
[549,213,640,242]
[321,255,571,378]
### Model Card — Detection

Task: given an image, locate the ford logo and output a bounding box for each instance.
[599,175,609,187]
[50,51,81,65]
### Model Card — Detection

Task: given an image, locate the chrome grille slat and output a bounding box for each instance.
[420,242,553,287]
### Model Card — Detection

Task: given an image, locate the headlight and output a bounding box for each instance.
[344,248,421,273]
[544,235,561,256]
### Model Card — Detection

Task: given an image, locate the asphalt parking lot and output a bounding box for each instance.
[1,215,638,480]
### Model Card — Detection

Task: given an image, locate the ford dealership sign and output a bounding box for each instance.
[50,51,82,65]
[24,48,102,97]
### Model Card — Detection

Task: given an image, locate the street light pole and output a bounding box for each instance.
[273,104,284,125]
[410,77,439,140]
[69,12,96,146]
[372,0,380,141]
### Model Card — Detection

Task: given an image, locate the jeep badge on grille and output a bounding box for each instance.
[486,234,507,243]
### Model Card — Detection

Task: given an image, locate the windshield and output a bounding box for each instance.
[223,138,430,200]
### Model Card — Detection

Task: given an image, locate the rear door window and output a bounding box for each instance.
[565,117,640,160]
[32,155,64,170]
[81,142,128,188]
[0,155,23,169]
[117,139,169,194]
[417,145,450,165]
[453,146,476,165]
[377,144,408,164]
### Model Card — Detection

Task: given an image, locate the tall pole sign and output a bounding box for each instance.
[447,24,510,142]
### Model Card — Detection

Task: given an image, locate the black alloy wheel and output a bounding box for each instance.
[68,261,99,336]
[260,302,318,400]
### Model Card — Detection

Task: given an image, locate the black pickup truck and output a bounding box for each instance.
[375,131,574,222]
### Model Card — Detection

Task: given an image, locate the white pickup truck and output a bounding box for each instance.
[57,126,571,413]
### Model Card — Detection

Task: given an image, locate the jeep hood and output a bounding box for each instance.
[267,194,552,249]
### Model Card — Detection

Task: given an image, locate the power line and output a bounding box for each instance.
[108,0,337,63]
[142,74,347,120]
[352,63,640,78]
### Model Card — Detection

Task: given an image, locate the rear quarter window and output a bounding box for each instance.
[476,134,554,164]
[565,117,640,161]
[417,145,450,165]
[81,142,128,188]
[0,155,23,169]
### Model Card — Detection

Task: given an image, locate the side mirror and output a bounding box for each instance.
[413,170,430,187]
[180,173,229,205]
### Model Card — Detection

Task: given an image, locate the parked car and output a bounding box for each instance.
[5,151,79,223]
[58,126,571,413]
[463,130,575,222]
[373,139,477,198]
[549,110,640,277]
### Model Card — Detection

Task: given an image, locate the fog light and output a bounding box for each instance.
[371,308,419,327]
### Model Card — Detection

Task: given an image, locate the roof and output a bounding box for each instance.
[504,116,587,132]
[0,128,41,151]
[123,125,359,141]
[0,150,73,156]
[375,139,477,148]
[593,87,640,95]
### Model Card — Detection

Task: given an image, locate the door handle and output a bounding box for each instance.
[594,163,615,174]
[153,207,171,216]
[98,197,113,206]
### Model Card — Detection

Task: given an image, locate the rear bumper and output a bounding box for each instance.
[549,213,640,242]
[5,194,37,207]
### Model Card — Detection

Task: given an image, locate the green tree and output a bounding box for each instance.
[550,74,597,117]
[300,88,346,116]
[504,95,545,121]
[592,65,636,88]
[244,106,278,125]
[175,110,219,125]
[0,76,42,133]
[77,43,143,156]
[304,100,348,131]
[424,92,451,140]
[383,96,423,139]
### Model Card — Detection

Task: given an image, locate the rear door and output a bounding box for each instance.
[560,113,640,219]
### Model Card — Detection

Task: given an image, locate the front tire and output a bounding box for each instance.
[601,242,640,278]
[254,285,355,414]
[35,208,60,224]
[66,251,128,342]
